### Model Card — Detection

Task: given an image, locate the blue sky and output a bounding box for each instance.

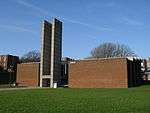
[0,0,150,59]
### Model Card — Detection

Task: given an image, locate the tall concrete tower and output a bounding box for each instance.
[40,18,62,87]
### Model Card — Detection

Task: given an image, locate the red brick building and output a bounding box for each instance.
[16,57,73,87]
[0,55,19,72]
[16,62,40,87]
[0,55,19,84]
[16,58,142,88]
[69,58,142,88]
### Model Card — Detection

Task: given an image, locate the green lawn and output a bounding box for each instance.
[0,85,150,113]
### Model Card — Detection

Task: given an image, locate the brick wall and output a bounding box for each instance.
[16,63,40,87]
[69,58,128,88]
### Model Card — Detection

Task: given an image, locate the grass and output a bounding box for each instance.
[0,85,150,113]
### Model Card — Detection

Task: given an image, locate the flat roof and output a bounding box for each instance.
[19,62,40,65]
[71,57,141,62]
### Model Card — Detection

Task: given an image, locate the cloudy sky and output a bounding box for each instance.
[0,0,150,59]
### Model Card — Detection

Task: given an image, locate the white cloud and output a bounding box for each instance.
[14,0,112,32]
[61,17,112,31]
[14,0,53,16]
[0,24,36,35]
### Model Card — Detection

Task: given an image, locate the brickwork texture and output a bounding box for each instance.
[69,58,129,88]
[17,63,40,87]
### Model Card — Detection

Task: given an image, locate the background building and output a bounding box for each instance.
[141,59,150,81]
[0,55,19,72]
[0,55,19,85]
[40,18,62,87]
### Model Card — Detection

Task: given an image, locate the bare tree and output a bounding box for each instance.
[20,50,40,63]
[90,42,136,58]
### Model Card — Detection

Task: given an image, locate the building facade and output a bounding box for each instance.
[16,62,40,87]
[16,57,71,87]
[40,18,62,87]
[69,58,142,88]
